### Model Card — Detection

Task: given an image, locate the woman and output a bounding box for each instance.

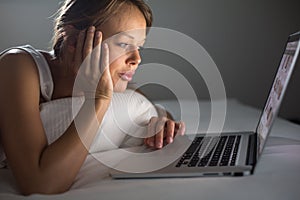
[0,0,185,195]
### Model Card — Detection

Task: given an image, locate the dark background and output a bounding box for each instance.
[0,0,299,123]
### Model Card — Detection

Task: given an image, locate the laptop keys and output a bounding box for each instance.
[176,137,204,167]
[230,135,241,166]
[176,135,241,168]
[209,136,228,166]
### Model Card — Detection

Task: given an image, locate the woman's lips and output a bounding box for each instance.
[119,71,135,81]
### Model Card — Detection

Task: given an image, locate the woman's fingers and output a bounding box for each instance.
[83,26,95,59]
[98,43,113,98]
[155,118,166,148]
[146,117,157,147]
[144,117,186,149]
[82,27,96,77]
[165,120,175,143]
[175,121,186,136]
[74,30,85,70]
[144,117,171,149]
[100,43,109,74]
[91,31,102,78]
[75,26,96,69]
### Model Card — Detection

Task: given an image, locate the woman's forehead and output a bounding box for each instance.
[98,4,147,40]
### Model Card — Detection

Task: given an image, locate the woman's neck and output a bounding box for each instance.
[40,51,75,100]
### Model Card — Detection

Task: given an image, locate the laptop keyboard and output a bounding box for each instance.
[175,135,241,168]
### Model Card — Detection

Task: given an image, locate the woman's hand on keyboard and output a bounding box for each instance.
[144,117,185,149]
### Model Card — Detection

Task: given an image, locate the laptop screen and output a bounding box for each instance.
[257,32,300,156]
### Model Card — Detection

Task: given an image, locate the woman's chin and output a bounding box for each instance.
[113,82,128,93]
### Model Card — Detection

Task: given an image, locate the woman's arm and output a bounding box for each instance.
[0,29,111,195]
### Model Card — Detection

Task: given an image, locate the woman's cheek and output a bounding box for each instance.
[109,63,121,87]
[108,46,125,63]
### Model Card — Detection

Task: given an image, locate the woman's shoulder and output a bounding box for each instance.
[0,48,41,97]
[0,47,41,79]
[0,48,33,66]
[0,45,53,67]
[0,48,36,71]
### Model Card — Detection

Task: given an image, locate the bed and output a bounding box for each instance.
[1,99,300,200]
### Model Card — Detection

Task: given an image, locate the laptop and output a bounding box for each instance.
[109,31,300,178]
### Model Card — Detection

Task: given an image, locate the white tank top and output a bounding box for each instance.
[0,45,157,168]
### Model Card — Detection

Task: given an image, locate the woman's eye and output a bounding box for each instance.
[118,43,129,49]
[117,43,143,51]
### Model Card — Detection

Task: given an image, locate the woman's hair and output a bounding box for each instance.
[52,0,153,58]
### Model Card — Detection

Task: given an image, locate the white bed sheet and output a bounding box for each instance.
[1,99,300,200]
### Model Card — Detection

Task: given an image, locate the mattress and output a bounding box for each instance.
[1,99,299,200]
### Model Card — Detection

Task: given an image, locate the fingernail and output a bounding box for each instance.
[104,43,108,49]
[96,31,102,38]
[168,137,173,143]
[88,26,95,32]
[157,142,162,148]
[149,141,154,147]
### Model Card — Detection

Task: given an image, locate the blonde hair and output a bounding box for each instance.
[52,0,153,58]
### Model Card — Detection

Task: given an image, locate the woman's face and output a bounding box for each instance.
[99,4,147,92]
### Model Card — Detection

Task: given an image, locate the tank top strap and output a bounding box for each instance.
[0,45,54,101]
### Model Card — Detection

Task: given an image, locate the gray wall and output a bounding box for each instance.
[0,0,61,50]
[0,0,299,122]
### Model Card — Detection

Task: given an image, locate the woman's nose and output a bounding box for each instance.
[126,48,142,67]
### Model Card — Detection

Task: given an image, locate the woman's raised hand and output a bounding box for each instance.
[72,26,113,100]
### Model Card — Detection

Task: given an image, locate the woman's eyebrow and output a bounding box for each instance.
[116,32,146,42]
